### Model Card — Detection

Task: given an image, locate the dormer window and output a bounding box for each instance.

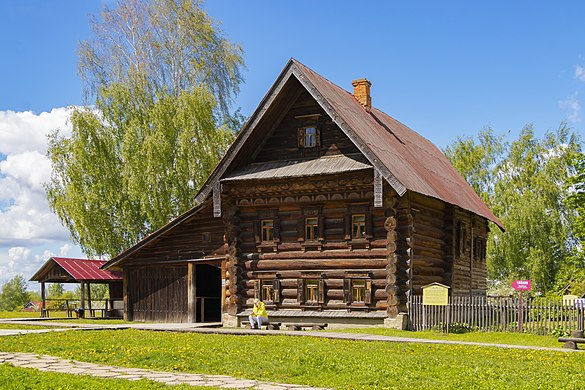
[298,126,320,148]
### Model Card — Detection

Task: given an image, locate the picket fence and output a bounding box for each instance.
[409,295,585,334]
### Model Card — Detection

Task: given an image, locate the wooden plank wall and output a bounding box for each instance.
[122,200,225,265]
[126,265,188,322]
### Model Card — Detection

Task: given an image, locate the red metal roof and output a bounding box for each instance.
[31,257,122,282]
[52,258,122,281]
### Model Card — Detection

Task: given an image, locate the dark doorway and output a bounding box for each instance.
[195,264,222,322]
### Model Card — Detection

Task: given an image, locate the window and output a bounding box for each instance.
[201,232,211,243]
[305,217,319,240]
[305,280,319,302]
[352,280,367,303]
[352,214,366,239]
[343,275,372,305]
[298,126,320,148]
[261,220,274,242]
[297,278,325,304]
[261,280,273,302]
[254,278,281,303]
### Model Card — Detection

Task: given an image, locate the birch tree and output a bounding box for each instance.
[46,0,243,258]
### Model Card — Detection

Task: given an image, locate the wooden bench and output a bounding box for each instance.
[285,323,328,331]
[558,330,585,349]
[241,321,281,330]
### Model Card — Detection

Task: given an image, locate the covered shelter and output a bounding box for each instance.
[30,257,123,317]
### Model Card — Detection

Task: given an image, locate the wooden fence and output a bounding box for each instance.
[410,296,585,334]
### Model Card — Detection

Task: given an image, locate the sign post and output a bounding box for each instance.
[512,280,531,333]
[422,283,450,333]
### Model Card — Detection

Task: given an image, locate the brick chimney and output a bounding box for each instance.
[352,78,371,112]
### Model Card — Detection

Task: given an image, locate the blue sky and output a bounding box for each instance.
[1,1,584,287]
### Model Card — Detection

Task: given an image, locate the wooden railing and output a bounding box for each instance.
[410,296,585,334]
[40,299,123,318]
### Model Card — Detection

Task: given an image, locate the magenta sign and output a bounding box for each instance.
[512,280,531,291]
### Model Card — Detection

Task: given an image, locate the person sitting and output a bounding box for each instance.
[248,298,268,329]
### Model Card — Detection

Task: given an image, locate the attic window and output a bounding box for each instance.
[298,126,320,148]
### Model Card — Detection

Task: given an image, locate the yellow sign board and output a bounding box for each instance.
[422,283,449,306]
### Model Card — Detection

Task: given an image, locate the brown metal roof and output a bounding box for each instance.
[222,153,372,182]
[293,60,503,228]
[30,257,122,283]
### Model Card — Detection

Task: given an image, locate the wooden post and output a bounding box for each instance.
[518,291,524,333]
[123,267,131,321]
[40,282,46,318]
[187,263,197,323]
[221,259,226,320]
[80,282,85,311]
[87,283,92,317]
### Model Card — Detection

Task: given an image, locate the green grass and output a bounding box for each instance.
[0,329,582,389]
[0,363,215,389]
[328,327,563,348]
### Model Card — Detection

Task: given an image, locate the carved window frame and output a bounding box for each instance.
[298,207,324,250]
[343,272,372,306]
[254,209,280,252]
[474,236,487,262]
[456,221,468,258]
[253,272,281,306]
[344,204,373,249]
[297,272,326,307]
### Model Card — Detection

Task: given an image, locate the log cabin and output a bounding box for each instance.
[101,59,503,328]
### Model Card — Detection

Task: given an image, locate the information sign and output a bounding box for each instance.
[422,283,449,306]
[512,280,531,291]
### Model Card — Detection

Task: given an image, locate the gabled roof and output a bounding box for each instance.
[30,257,122,283]
[195,58,503,228]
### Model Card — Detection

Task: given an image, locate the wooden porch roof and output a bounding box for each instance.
[221,153,371,182]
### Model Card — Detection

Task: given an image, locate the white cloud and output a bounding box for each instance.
[0,108,84,287]
[558,92,581,123]
[576,65,585,83]
[0,108,72,155]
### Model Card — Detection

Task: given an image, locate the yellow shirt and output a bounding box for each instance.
[252,301,268,318]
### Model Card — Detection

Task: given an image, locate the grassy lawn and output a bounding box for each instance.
[0,329,582,389]
[0,364,213,389]
[329,327,563,348]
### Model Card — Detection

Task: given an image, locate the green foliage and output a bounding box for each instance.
[46,0,243,258]
[47,283,64,299]
[445,124,582,293]
[0,276,30,311]
[1,330,583,389]
[74,283,109,300]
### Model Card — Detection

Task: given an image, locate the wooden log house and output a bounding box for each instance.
[101,59,503,328]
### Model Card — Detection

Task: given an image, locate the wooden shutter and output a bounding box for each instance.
[344,210,351,240]
[272,279,281,303]
[365,280,372,304]
[318,214,325,241]
[254,220,261,244]
[318,279,326,303]
[298,128,306,147]
[343,278,351,303]
[253,279,261,300]
[274,215,281,243]
[297,215,304,242]
[297,279,305,303]
[315,126,321,146]
[365,210,373,239]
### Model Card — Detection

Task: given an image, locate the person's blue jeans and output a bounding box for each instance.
[248,315,268,329]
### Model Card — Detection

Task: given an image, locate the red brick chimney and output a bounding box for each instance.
[352,78,371,112]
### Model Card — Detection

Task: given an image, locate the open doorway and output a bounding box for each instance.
[195,263,222,322]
